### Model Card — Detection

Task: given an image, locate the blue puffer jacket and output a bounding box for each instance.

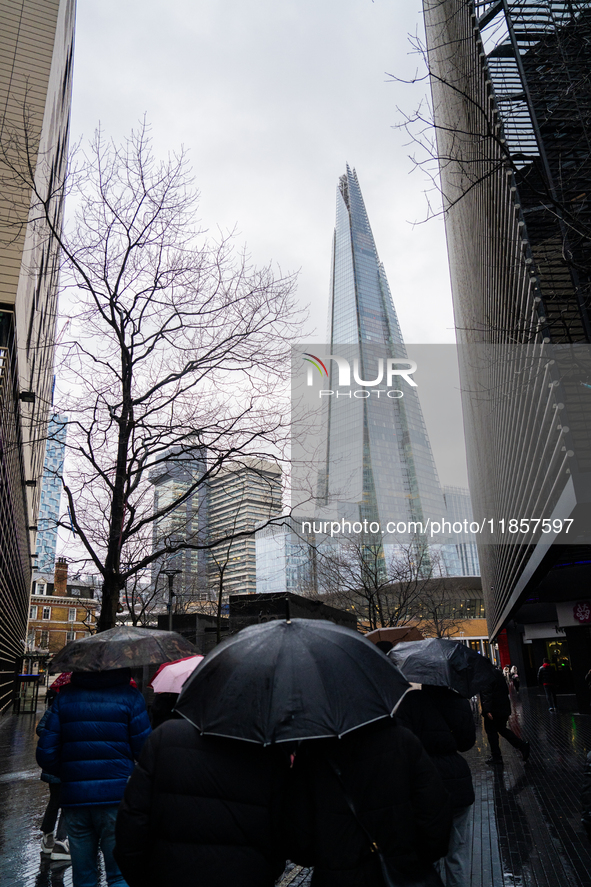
[36,669,151,808]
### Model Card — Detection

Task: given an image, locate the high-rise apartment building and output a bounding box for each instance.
[207,458,282,597]
[0,0,75,711]
[423,0,591,699]
[322,167,448,549]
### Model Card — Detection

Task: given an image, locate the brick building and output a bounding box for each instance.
[27,558,97,655]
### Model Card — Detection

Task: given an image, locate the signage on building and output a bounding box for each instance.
[556,600,591,627]
[573,601,591,624]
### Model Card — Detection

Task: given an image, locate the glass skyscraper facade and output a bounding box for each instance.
[323,167,449,544]
[35,415,68,575]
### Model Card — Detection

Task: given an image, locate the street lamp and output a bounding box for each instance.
[162,570,181,632]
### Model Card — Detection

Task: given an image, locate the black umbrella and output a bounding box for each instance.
[388,638,497,698]
[48,626,197,673]
[175,618,410,745]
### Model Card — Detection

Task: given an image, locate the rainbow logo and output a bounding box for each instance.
[303,353,328,379]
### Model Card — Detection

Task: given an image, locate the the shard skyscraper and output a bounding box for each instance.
[322,166,448,543]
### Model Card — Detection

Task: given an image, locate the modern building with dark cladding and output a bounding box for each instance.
[424,0,591,702]
[0,0,75,711]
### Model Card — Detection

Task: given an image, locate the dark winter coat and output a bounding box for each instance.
[396,686,475,810]
[285,718,452,887]
[582,750,591,841]
[36,708,60,785]
[538,663,557,686]
[114,718,290,887]
[480,668,512,720]
[36,669,151,808]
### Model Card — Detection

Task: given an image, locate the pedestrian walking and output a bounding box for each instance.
[503,665,511,682]
[481,667,530,765]
[510,665,520,694]
[36,668,151,887]
[36,707,69,862]
[114,719,290,887]
[286,717,451,886]
[397,686,475,887]
[538,658,558,710]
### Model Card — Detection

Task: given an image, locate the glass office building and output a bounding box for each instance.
[322,167,449,546]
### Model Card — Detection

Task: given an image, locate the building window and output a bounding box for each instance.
[36,582,47,596]
[66,630,75,641]
[42,607,51,621]
[40,630,49,648]
[70,588,81,596]
[29,605,38,620]
[68,608,76,622]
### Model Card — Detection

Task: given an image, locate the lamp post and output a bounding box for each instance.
[162,570,181,632]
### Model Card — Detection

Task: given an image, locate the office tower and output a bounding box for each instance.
[34,414,67,575]
[322,166,448,547]
[149,449,208,603]
[207,458,282,597]
[423,0,591,700]
[442,486,480,577]
[255,517,318,595]
[0,0,75,710]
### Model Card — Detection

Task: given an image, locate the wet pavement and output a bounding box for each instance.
[1,688,591,886]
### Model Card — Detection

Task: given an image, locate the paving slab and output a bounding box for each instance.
[1,688,590,886]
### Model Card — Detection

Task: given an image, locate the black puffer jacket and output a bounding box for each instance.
[480,668,512,720]
[114,719,290,887]
[396,687,475,810]
[286,718,452,887]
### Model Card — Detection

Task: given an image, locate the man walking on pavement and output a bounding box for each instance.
[538,658,559,711]
[481,666,531,766]
[36,668,151,887]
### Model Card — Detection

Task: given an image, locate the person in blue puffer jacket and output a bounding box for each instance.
[36,668,151,887]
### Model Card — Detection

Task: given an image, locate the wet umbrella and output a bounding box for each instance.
[388,637,497,698]
[175,618,411,745]
[149,655,204,694]
[48,626,197,673]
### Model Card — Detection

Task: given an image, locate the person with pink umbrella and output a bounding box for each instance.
[148,656,203,729]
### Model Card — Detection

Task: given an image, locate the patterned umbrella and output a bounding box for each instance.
[49,672,72,691]
[48,626,197,673]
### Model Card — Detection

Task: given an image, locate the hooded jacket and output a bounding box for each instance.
[285,718,451,887]
[114,718,290,887]
[36,669,151,807]
[396,686,475,810]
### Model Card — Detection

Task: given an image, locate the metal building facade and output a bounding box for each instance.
[0,0,75,711]
[423,0,591,643]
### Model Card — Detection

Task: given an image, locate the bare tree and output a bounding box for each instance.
[1,119,304,631]
[315,538,445,631]
[415,578,467,639]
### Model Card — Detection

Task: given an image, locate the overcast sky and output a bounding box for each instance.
[69,0,456,346]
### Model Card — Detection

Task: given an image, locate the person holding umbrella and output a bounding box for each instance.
[481,666,531,765]
[395,686,475,887]
[114,617,451,887]
[36,626,195,887]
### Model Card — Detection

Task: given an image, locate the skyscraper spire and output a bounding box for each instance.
[324,167,447,537]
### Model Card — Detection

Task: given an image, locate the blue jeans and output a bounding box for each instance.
[436,805,473,887]
[63,806,128,887]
